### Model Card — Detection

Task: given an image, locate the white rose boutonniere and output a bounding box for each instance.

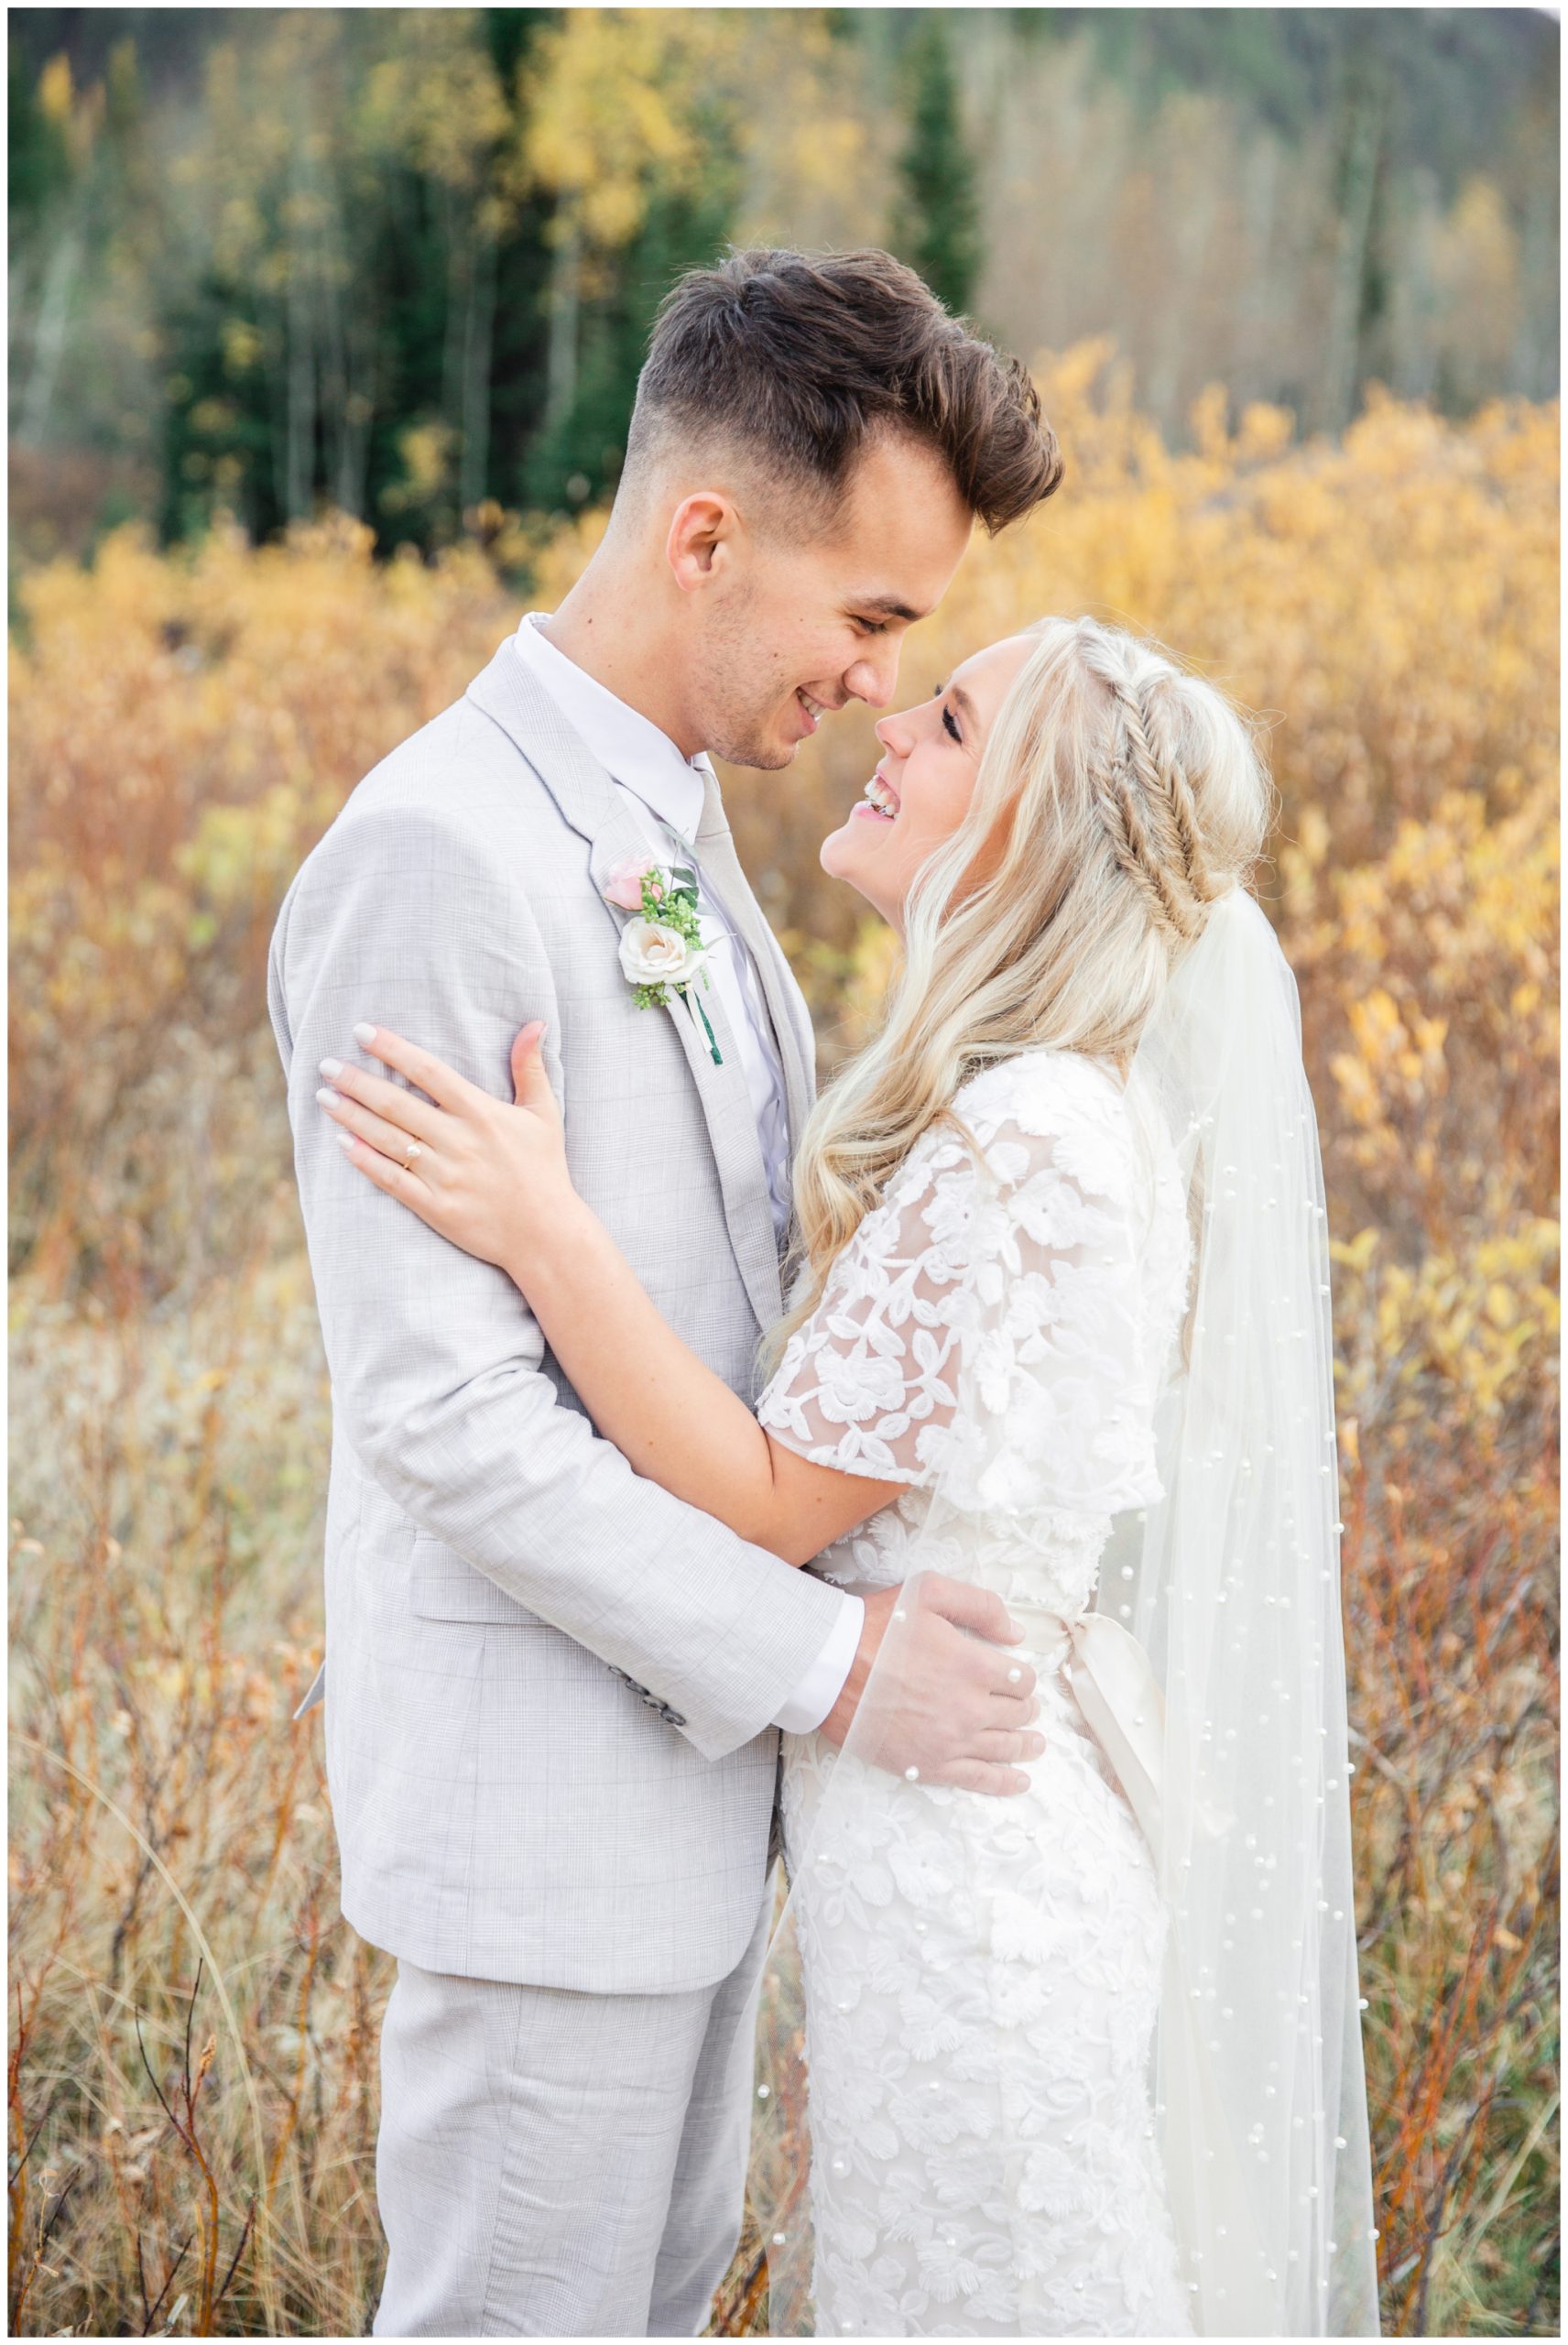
[602,856,723,1064]
[617,917,707,995]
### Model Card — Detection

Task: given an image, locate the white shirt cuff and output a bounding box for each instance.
[771,1591,865,1734]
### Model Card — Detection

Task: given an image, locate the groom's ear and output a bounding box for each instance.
[666,489,742,592]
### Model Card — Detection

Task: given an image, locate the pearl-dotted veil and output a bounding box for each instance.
[746,889,1379,2337]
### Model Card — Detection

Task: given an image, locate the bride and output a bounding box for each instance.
[315,615,1379,2338]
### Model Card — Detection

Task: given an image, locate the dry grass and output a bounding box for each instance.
[9,354,1558,2335]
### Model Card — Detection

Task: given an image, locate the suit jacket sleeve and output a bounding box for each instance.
[267,797,846,1761]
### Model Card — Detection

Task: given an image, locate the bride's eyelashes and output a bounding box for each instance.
[940,678,982,745]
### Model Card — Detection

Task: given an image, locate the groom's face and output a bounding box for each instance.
[673,430,974,771]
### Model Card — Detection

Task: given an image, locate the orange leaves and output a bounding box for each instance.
[9,516,516,1291]
[4,357,1560,2334]
[1331,989,1450,1171]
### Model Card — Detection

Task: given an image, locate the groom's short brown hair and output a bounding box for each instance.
[626,246,1063,537]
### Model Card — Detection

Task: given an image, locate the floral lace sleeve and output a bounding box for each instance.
[757,1053,1180,1518]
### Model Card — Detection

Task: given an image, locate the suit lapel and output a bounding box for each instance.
[693,774,817,1154]
[466,640,785,1333]
[587,823,785,1333]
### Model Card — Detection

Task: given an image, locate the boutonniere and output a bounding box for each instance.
[602,857,723,1065]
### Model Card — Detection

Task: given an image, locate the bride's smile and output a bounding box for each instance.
[820,633,1036,927]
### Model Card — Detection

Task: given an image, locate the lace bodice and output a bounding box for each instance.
[757,1048,1192,1619]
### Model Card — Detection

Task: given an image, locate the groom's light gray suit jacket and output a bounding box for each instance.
[267,636,844,1993]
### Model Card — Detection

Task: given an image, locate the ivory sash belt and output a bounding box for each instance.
[1007,1598,1166,1857]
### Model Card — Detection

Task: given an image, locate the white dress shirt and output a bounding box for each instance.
[513,613,863,1734]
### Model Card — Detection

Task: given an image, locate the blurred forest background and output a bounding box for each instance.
[7,8,1560,2342]
[7,5,1561,563]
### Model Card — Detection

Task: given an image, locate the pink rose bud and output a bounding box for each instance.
[603,856,664,911]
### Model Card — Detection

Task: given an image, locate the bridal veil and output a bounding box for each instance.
[747,889,1379,2338]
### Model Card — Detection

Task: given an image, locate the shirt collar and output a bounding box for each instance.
[515,610,711,845]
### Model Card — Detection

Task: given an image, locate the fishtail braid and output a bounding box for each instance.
[1074,623,1217,942]
[1135,678,1220,908]
[1096,745,1200,943]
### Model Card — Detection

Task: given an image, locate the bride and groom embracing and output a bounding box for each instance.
[269,247,1378,2339]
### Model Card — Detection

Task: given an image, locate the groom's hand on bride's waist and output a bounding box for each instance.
[817,1579,1044,1796]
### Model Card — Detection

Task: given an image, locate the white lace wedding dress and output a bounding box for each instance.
[756,1048,1198,2338]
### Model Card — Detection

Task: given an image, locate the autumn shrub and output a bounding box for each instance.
[9,353,1558,2336]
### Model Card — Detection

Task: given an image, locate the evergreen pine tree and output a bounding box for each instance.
[894,16,981,316]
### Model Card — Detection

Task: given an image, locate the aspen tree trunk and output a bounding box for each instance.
[1240,134,1281,387]
[286,277,316,521]
[320,207,352,516]
[460,219,496,512]
[440,181,467,505]
[545,213,582,430]
[16,224,83,448]
[338,318,374,521]
[1146,163,1218,426]
[284,160,318,521]
[1319,80,1386,433]
[324,244,374,520]
[1512,158,1556,399]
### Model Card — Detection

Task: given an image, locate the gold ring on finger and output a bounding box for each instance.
[405,1140,422,1165]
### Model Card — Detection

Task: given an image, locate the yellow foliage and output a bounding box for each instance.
[7,358,1558,2342]
[1334,1218,1560,1425]
[517,8,886,261]
[380,419,457,510]
[8,514,516,1279]
[520,10,736,248]
[219,316,263,375]
[9,354,1558,1463]
[38,51,73,124]
[359,11,510,195]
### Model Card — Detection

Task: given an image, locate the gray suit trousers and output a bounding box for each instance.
[371,1889,771,2338]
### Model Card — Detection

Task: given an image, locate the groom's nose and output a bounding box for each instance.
[842,642,902,709]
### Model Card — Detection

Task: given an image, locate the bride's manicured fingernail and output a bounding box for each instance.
[336,1130,355,1153]
[353,1022,376,1045]
[319,1057,343,1079]
[315,1086,341,1110]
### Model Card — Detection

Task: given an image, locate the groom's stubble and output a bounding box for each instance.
[669,430,975,774]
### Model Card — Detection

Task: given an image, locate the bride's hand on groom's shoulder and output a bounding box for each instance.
[315,1020,577,1286]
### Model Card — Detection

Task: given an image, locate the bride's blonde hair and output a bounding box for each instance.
[768,614,1275,1366]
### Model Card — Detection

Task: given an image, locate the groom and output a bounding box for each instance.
[268,246,1062,2337]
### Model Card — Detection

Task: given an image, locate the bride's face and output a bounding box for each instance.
[819,634,1036,928]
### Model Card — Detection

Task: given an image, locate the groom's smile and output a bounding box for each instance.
[672,426,975,774]
[795,686,838,736]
